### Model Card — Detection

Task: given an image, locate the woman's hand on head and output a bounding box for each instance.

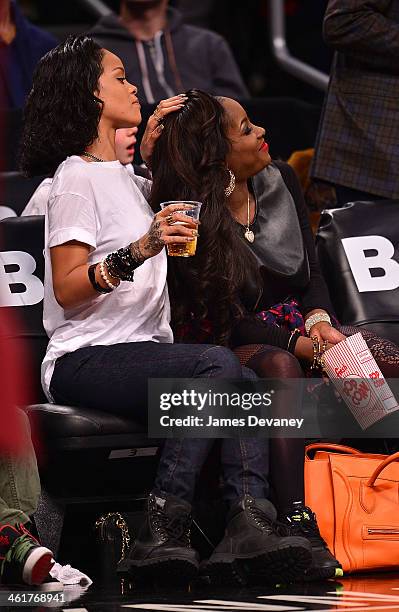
[140,95,187,166]
[310,322,346,346]
[137,203,199,259]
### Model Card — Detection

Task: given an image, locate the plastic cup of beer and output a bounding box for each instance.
[160,201,202,257]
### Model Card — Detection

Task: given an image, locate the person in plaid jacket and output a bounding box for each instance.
[311,0,399,206]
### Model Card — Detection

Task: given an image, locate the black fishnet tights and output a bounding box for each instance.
[339,325,399,378]
[234,329,399,511]
[234,344,305,513]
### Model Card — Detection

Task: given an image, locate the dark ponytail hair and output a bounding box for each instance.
[20,35,104,177]
[150,89,261,346]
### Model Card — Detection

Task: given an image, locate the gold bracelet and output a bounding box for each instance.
[318,340,328,371]
[310,336,328,372]
[287,328,300,353]
[310,336,320,371]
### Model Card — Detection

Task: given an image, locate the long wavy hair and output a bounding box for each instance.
[150,89,261,346]
[20,35,104,177]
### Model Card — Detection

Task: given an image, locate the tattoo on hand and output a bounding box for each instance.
[144,219,165,253]
[130,240,146,265]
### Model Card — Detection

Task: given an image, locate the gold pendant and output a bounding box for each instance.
[245,229,255,243]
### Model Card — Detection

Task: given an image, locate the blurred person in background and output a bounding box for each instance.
[175,0,214,28]
[89,0,248,104]
[0,0,57,109]
[311,0,399,206]
[0,314,54,586]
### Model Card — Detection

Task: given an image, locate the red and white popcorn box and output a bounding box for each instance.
[323,332,399,430]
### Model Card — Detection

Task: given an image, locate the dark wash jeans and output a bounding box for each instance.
[50,341,269,502]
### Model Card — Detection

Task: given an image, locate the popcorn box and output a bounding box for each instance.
[323,332,399,430]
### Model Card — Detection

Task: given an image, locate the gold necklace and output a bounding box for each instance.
[244,194,255,243]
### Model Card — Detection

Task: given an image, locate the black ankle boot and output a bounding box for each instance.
[201,495,312,585]
[121,493,199,581]
[283,501,343,580]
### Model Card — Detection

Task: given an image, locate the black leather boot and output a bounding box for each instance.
[121,493,199,581]
[283,501,343,580]
[202,495,312,585]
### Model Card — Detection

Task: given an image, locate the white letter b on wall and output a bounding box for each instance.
[341,236,399,293]
[0,251,44,306]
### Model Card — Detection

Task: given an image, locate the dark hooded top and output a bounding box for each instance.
[89,6,249,103]
[0,0,57,109]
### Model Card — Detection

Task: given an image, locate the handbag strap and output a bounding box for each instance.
[367,451,399,488]
[305,443,362,459]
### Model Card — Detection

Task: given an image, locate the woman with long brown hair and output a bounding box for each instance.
[149,89,399,580]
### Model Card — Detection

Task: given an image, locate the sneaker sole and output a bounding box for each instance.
[22,548,54,586]
[204,544,312,586]
[124,556,199,583]
[304,564,344,582]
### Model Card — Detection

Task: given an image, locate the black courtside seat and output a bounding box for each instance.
[316,200,399,345]
[0,215,161,554]
[0,172,46,219]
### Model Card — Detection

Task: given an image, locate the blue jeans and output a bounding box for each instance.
[50,341,269,502]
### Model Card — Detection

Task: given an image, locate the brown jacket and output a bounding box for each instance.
[311,0,399,199]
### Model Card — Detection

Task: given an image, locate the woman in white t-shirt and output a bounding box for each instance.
[21,127,140,216]
[19,36,312,585]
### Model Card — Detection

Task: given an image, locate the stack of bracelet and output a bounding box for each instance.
[88,263,113,294]
[310,336,328,372]
[104,245,142,283]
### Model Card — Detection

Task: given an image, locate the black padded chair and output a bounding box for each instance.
[316,200,399,345]
[0,216,161,554]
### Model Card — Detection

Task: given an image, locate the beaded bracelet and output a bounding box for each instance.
[103,243,145,283]
[88,263,113,294]
[105,252,134,282]
[100,260,118,291]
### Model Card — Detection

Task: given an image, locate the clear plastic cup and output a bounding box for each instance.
[160,201,202,257]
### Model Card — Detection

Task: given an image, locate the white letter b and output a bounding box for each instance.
[341,236,399,293]
[0,251,44,306]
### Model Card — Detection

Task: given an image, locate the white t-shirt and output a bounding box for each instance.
[22,165,138,217]
[22,178,53,216]
[42,156,172,401]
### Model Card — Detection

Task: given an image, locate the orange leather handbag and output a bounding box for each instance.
[305,443,399,573]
